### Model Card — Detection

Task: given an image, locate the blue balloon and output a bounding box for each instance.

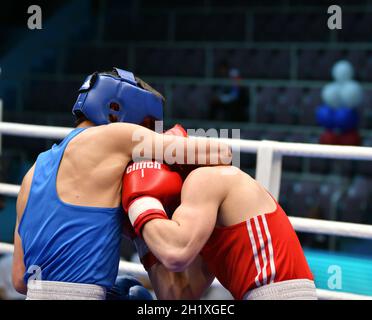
[333,107,359,132]
[321,82,342,107]
[339,80,363,108]
[316,104,335,129]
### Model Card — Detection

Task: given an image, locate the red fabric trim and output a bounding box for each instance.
[133,209,168,237]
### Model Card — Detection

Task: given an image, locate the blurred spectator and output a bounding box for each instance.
[209,61,249,121]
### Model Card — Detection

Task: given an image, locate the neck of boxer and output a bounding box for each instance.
[76,120,154,130]
[76,120,95,128]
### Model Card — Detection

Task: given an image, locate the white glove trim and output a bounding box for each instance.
[128,196,165,226]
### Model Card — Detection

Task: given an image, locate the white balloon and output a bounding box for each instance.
[339,80,363,108]
[332,60,354,82]
[321,82,342,108]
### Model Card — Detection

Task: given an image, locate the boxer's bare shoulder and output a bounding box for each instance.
[184,166,247,190]
[69,123,141,155]
[60,123,141,178]
[184,166,276,225]
[100,122,146,141]
[187,165,248,177]
[55,124,140,208]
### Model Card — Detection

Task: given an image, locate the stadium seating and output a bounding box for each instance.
[2,1,372,230]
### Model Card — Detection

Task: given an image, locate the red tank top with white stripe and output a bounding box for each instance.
[200,200,313,300]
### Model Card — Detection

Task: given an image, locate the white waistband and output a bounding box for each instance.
[243,279,317,300]
[26,280,106,300]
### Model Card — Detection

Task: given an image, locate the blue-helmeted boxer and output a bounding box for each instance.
[12,67,229,300]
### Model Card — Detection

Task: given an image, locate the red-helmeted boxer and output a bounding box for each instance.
[122,162,316,300]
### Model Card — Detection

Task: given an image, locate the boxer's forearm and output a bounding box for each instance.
[155,135,232,166]
[107,122,232,166]
[148,263,201,300]
[141,186,218,272]
[186,136,232,166]
[142,218,198,272]
[13,183,29,295]
[12,225,27,295]
[147,255,214,300]
[135,131,232,166]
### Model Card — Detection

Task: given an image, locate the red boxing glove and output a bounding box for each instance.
[164,124,187,137]
[122,160,183,237]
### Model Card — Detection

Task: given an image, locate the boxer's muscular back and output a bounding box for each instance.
[56,126,131,208]
[18,125,132,215]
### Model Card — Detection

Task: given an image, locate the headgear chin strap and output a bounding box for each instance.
[72,67,164,126]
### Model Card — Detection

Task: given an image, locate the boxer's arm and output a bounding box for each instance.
[147,255,215,300]
[12,165,34,295]
[142,167,226,272]
[12,222,26,294]
[105,123,232,166]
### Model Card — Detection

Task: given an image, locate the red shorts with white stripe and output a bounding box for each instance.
[200,200,314,300]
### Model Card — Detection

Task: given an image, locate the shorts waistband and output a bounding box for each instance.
[243,279,317,300]
[26,280,106,300]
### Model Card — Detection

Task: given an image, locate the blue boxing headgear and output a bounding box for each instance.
[72,67,164,126]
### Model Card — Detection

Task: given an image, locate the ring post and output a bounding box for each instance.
[255,140,282,200]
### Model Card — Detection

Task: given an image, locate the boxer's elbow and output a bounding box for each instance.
[162,255,189,272]
[12,276,27,295]
[161,248,194,272]
[12,264,27,295]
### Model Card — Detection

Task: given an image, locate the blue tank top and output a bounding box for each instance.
[18,128,123,289]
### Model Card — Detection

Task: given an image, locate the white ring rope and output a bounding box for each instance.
[1,121,372,160]
[0,183,20,197]
[0,121,372,300]
[1,180,371,239]
[0,122,72,139]
[0,242,14,254]
[218,137,372,160]
[0,122,371,239]
[289,217,372,239]
[0,242,371,300]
